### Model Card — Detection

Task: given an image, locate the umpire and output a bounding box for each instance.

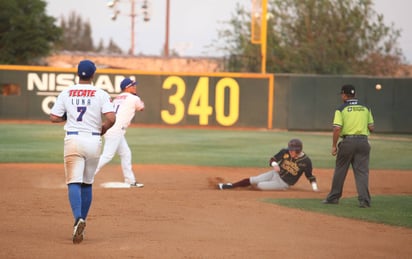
[323,84,374,208]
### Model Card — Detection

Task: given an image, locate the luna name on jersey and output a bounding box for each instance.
[69,89,96,105]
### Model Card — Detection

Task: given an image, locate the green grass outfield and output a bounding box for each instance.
[1,123,412,169]
[0,122,411,228]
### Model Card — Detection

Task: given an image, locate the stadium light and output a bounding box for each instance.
[107,0,118,8]
[106,0,151,55]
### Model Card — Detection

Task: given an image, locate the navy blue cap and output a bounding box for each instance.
[77,60,96,78]
[120,78,137,90]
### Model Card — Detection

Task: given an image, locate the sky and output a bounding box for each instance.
[45,0,412,63]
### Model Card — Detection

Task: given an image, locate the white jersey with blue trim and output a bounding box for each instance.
[51,84,114,133]
[107,92,145,134]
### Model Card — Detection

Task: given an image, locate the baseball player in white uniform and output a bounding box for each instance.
[50,59,116,244]
[94,78,145,187]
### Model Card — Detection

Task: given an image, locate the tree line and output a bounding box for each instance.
[0,0,407,76]
[0,0,122,66]
[55,11,123,54]
[214,0,407,75]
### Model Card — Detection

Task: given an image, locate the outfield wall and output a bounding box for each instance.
[0,66,273,128]
[274,74,412,133]
[0,65,411,133]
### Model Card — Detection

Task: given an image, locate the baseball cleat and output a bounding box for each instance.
[218,183,233,190]
[72,218,86,244]
[130,182,144,188]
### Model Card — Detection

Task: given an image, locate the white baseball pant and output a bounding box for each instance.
[95,132,136,184]
[250,170,289,190]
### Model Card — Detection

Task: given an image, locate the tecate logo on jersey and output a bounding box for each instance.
[27,72,136,115]
[69,89,96,97]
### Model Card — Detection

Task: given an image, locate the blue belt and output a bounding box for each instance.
[67,131,101,136]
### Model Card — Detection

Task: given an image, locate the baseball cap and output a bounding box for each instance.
[340,84,356,95]
[77,60,96,78]
[288,138,303,152]
[120,78,137,90]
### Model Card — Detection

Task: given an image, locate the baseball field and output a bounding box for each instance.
[1,121,411,258]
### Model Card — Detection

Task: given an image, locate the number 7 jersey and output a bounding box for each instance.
[51,83,115,133]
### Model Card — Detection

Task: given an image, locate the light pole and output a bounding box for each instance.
[107,0,150,55]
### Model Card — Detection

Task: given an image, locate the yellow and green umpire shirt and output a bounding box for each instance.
[333,99,374,137]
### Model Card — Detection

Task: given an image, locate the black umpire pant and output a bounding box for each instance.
[326,136,371,205]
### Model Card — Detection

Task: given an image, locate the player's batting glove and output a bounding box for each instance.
[308,176,318,191]
[311,182,319,192]
[270,161,280,172]
[269,157,276,166]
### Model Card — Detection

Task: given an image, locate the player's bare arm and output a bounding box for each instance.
[100,112,116,136]
[49,113,67,123]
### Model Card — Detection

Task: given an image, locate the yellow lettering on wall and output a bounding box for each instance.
[188,77,213,125]
[215,78,239,126]
[161,76,185,124]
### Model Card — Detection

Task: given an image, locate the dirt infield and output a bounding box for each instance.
[0,164,411,259]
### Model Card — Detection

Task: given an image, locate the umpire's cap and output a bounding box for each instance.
[288,138,303,152]
[77,60,96,79]
[340,84,356,95]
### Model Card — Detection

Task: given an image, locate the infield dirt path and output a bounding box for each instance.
[0,164,411,259]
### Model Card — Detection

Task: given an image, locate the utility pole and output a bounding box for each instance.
[164,0,170,57]
[130,0,136,55]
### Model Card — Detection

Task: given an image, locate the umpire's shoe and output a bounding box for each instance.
[218,183,233,190]
[72,218,86,244]
[359,201,371,208]
[322,198,339,205]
